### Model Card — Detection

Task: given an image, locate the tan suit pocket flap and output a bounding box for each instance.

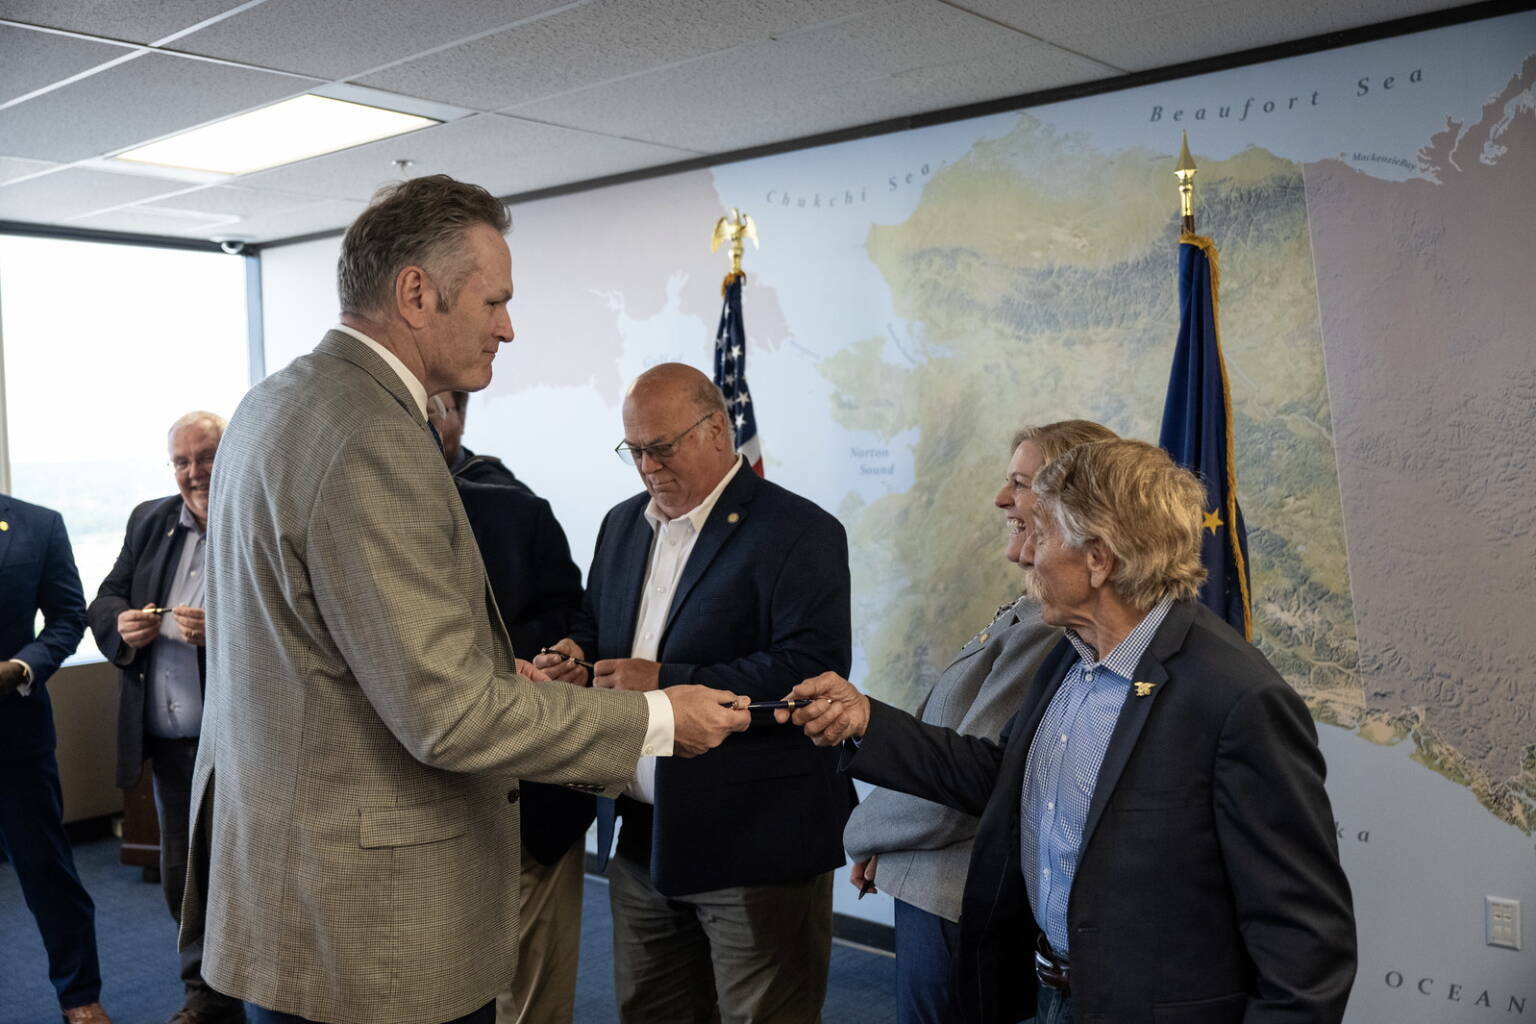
[358,796,469,848]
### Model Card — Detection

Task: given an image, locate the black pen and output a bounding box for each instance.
[536,647,595,670]
[720,698,819,711]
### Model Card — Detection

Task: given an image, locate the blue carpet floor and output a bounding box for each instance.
[2,839,896,1024]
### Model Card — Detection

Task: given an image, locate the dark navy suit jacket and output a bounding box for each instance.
[847,600,1356,1024]
[0,494,87,759]
[573,460,855,896]
[86,494,204,789]
[456,479,589,866]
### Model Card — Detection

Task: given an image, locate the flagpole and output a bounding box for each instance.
[1175,129,1197,237]
[711,207,758,294]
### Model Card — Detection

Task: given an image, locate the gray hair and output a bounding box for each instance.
[337,175,510,318]
[167,410,227,440]
[1032,439,1208,609]
[692,377,730,423]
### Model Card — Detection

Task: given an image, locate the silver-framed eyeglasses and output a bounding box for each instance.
[614,413,713,466]
[169,452,217,475]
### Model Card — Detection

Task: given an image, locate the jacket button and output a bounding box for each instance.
[507,790,520,804]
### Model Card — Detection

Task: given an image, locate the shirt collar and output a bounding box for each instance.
[1063,597,1175,680]
[177,499,206,536]
[333,323,429,420]
[644,455,745,535]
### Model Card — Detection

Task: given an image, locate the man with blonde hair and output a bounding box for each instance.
[783,439,1357,1024]
[89,410,239,1024]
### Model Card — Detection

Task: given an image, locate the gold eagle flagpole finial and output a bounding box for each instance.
[1175,130,1198,237]
[711,208,758,293]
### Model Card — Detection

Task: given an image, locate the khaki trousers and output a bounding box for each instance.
[497,842,585,1024]
[608,853,833,1024]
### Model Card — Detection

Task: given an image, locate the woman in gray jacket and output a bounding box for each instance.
[843,419,1117,1024]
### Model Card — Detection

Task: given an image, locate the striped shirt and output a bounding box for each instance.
[1020,598,1173,957]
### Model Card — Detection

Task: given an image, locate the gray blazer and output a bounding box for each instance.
[182,331,650,1024]
[844,596,1056,922]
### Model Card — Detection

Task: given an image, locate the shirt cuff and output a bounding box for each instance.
[9,659,33,698]
[640,689,674,757]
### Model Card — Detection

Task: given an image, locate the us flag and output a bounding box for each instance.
[714,274,763,476]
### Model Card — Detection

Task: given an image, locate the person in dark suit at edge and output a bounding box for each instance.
[0,491,110,1024]
[537,362,855,1024]
[88,410,246,1024]
[780,439,1357,1024]
[427,393,588,1024]
[432,388,532,494]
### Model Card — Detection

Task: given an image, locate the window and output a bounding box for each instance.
[0,234,250,664]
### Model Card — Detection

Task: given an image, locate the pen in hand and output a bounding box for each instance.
[537,647,595,670]
[717,698,821,711]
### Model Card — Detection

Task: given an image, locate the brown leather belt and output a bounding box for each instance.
[1034,933,1071,994]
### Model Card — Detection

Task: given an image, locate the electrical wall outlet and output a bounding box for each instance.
[1486,897,1521,950]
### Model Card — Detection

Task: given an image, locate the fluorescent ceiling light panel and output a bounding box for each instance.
[113,95,438,175]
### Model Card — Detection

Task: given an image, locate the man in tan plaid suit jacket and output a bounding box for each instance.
[181,177,750,1024]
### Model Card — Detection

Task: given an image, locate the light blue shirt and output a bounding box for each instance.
[1020,598,1173,957]
[145,502,206,738]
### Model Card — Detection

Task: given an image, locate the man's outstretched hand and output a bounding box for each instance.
[665,685,752,756]
[773,672,871,746]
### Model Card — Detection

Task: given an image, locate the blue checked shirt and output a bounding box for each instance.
[1021,598,1173,958]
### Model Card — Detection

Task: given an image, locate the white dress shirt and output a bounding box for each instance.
[626,455,746,802]
[331,323,674,756]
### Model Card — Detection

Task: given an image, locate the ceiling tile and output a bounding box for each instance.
[0,52,316,162]
[970,0,1489,71]
[143,184,320,220]
[0,166,188,221]
[238,113,695,205]
[168,0,575,80]
[230,197,367,242]
[0,155,60,185]
[67,205,236,237]
[0,24,137,105]
[356,0,898,111]
[0,0,257,46]
[510,0,1113,152]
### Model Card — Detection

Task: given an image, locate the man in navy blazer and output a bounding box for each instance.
[0,492,110,1024]
[87,411,244,1024]
[782,440,1356,1024]
[538,363,854,1023]
[428,387,592,1023]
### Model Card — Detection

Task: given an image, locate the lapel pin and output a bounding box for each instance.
[979,632,989,645]
[1134,681,1156,697]
[727,512,740,524]
[0,521,8,531]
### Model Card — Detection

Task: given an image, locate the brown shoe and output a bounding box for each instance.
[61,1004,112,1024]
[167,1007,247,1024]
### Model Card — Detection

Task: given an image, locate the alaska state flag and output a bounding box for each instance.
[1158,235,1253,639]
[714,274,764,476]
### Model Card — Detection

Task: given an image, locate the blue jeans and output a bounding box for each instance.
[246,1001,493,1024]
[893,899,963,1024]
[1035,984,1074,1024]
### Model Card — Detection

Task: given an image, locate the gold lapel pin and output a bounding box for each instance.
[1134,681,1156,697]
[979,632,989,645]
[0,520,8,531]
[727,512,740,524]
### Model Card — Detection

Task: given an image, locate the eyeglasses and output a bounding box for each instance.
[614,413,713,466]
[169,453,217,474]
